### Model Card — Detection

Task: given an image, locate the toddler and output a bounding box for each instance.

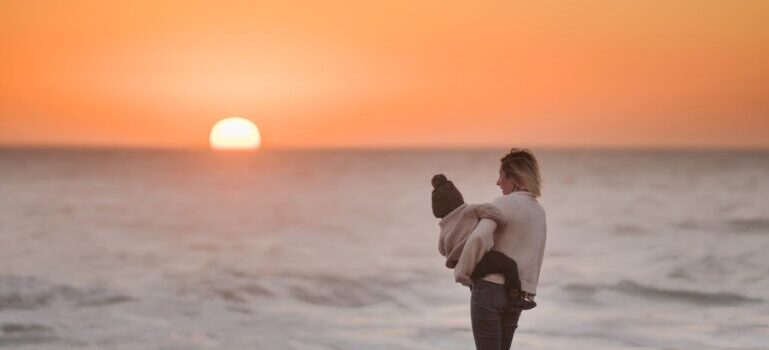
[432,174,536,311]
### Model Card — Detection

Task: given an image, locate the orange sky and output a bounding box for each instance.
[1,0,768,149]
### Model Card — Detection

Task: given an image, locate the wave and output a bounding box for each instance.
[677,218,769,235]
[562,280,763,306]
[727,218,769,234]
[176,269,400,308]
[0,275,134,311]
[0,323,56,347]
[280,274,395,308]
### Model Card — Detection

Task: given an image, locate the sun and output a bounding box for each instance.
[209,117,261,150]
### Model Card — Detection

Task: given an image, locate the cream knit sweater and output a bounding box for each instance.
[438,203,508,269]
[453,191,547,294]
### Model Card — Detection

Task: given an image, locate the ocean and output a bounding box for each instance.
[1,148,767,349]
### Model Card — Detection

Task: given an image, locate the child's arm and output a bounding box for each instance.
[453,218,497,286]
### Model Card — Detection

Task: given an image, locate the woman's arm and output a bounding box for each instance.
[453,218,498,286]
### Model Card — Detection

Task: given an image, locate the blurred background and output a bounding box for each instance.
[1,1,768,349]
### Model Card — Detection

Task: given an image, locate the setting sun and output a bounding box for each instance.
[209,117,261,150]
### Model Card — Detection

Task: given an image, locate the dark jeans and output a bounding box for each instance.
[470,278,522,350]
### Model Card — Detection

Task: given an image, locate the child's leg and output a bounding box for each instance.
[470,251,495,280]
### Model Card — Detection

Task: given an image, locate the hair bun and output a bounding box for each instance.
[431,174,448,189]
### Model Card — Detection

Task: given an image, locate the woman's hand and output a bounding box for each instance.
[456,275,473,287]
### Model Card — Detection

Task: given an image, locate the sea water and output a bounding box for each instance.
[0,148,767,349]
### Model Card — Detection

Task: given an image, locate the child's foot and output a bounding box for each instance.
[507,296,537,311]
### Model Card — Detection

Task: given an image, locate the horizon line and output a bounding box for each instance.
[1,142,768,152]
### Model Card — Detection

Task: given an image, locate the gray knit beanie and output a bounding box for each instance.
[431,174,465,218]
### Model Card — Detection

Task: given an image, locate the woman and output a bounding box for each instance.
[452,148,547,350]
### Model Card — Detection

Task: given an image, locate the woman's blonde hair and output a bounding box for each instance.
[500,148,542,197]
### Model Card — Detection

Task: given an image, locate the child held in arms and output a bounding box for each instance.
[432,174,536,311]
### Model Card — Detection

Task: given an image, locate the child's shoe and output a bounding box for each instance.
[507,291,537,310]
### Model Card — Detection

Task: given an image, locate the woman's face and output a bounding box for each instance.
[496,168,516,195]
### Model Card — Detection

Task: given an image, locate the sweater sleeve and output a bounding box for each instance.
[453,217,498,286]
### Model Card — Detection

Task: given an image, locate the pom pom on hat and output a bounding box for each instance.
[431,174,465,218]
[432,174,448,189]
